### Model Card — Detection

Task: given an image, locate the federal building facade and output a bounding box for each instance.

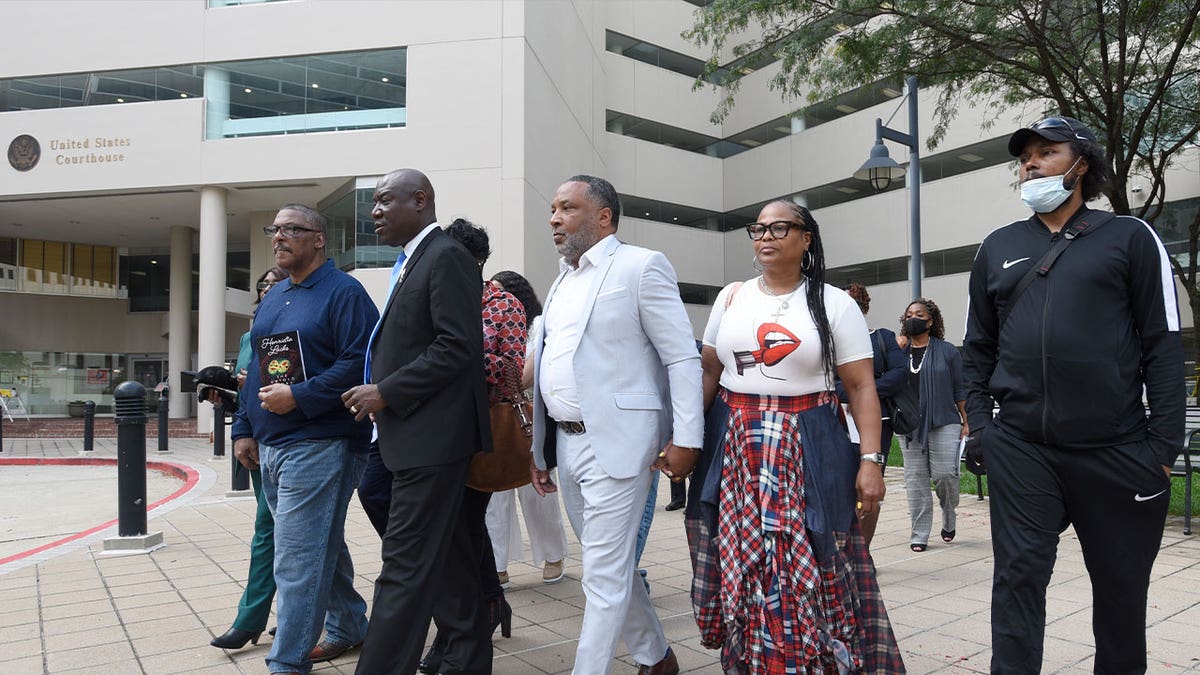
[2,0,1197,423]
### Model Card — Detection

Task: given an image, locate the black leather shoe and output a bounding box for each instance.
[664,498,685,511]
[417,634,446,674]
[210,627,262,650]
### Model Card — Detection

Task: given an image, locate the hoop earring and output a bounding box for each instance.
[801,249,815,273]
[752,254,764,272]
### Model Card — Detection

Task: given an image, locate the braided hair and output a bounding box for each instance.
[765,200,837,386]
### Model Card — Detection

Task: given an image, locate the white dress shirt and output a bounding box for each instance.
[538,235,615,422]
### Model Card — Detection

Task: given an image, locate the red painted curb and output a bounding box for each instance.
[0,457,202,566]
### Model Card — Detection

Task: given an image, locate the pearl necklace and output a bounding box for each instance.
[908,344,928,373]
[758,276,804,315]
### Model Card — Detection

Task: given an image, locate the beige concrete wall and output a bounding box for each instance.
[0,294,244,355]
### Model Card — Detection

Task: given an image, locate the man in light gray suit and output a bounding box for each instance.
[528,175,703,675]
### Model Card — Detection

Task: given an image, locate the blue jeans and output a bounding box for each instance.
[634,471,659,593]
[260,438,369,674]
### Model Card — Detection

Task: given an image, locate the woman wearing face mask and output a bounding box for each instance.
[895,298,968,553]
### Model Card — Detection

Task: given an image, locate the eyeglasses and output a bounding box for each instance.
[255,281,276,292]
[746,220,803,240]
[263,224,320,238]
[1032,117,1092,142]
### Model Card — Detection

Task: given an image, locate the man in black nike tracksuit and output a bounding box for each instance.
[962,116,1184,674]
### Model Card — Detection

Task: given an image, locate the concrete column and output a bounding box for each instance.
[167,225,193,420]
[197,186,228,433]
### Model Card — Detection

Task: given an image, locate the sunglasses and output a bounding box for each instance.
[1032,117,1092,142]
[746,220,803,241]
[256,281,276,292]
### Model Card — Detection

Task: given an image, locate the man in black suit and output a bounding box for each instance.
[342,169,493,675]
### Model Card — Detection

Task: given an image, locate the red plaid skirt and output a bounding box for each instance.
[693,390,904,674]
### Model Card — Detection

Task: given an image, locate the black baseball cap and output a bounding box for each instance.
[1007,116,1098,156]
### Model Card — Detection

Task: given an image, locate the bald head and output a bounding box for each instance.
[373,168,438,247]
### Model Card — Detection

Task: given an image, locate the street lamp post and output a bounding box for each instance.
[854,75,922,299]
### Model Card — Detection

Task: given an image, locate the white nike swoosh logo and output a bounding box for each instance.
[1134,490,1166,502]
[1002,257,1031,269]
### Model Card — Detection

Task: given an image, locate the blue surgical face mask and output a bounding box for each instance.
[1020,156,1083,213]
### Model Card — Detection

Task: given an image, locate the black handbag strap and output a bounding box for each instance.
[871,329,886,379]
[998,212,1115,328]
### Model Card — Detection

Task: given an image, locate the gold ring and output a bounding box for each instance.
[350,405,359,414]
[856,501,863,509]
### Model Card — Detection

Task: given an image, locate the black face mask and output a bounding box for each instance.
[904,317,929,336]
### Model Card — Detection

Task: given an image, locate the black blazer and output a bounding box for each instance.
[371,227,492,471]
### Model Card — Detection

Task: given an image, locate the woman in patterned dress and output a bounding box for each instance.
[419,219,527,673]
[695,200,905,674]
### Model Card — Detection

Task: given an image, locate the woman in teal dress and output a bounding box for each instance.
[210,266,286,650]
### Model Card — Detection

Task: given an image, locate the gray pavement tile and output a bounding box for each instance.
[136,647,241,674]
[0,607,36,629]
[0,654,43,675]
[123,613,205,640]
[0,596,39,615]
[44,640,137,672]
[113,591,184,612]
[4,437,1200,673]
[118,600,195,625]
[43,624,130,652]
[41,611,122,635]
[40,598,116,622]
[133,624,220,653]
[0,637,44,661]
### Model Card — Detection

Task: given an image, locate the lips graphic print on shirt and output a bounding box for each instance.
[732,322,801,376]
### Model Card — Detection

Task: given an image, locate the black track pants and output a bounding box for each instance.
[986,423,1169,674]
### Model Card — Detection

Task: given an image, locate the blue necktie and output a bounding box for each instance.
[363,250,406,384]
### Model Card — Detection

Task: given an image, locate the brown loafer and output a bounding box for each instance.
[637,647,680,675]
[309,639,361,661]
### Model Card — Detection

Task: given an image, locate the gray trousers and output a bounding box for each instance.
[900,424,961,545]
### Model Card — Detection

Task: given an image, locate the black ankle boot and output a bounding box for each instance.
[210,627,262,650]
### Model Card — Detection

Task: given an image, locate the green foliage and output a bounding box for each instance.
[688,0,1200,361]
[687,0,1200,218]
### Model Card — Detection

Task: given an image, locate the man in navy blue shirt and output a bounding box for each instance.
[231,204,379,675]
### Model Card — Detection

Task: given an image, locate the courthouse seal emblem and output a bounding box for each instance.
[8,134,41,172]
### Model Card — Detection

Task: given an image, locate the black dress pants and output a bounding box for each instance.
[986,423,1170,674]
[355,457,490,675]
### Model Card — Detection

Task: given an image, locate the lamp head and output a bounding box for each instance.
[853,141,905,192]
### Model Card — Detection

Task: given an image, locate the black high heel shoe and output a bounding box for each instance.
[488,595,512,639]
[210,627,262,650]
[417,634,446,674]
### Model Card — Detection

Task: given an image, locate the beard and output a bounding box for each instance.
[555,227,596,262]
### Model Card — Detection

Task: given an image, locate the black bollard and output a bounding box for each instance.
[231,453,250,491]
[157,387,169,453]
[212,402,226,457]
[82,400,96,452]
[113,381,148,537]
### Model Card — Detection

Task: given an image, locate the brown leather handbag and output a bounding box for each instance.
[467,362,534,492]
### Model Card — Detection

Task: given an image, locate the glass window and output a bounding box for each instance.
[323,185,403,272]
[0,67,203,111]
[1,48,398,139]
[0,350,129,415]
[214,48,407,138]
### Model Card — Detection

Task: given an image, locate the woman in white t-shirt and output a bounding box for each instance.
[693,200,904,673]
